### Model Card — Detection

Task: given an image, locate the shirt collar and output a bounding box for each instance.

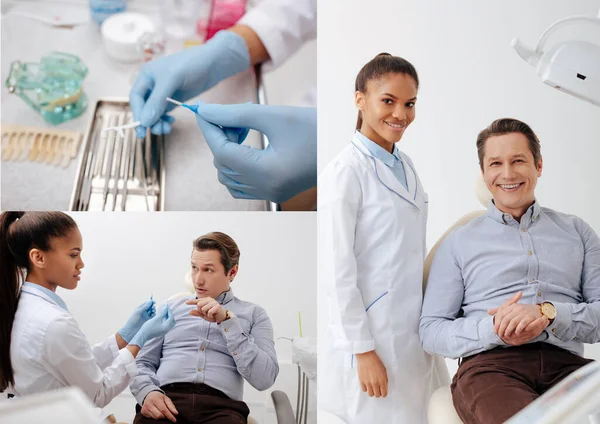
[486,199,541,227]
[22,282,69,312]
[354,130,401,167]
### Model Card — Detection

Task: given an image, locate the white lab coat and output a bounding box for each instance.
[241,0,317,106]
[241,0,316,71]
[8,286,138,414]
[319,134,449,423]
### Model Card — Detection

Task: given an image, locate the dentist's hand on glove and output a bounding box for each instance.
[129,304,176,348]
[129,30,251,138]
[194,102,317,203]
[118,298,156,343]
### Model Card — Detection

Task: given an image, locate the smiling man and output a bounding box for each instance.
[419,118,600,424]
[130,232,278,424]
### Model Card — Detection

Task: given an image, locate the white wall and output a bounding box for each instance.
[318,0,600,378]
[58,212,316,424]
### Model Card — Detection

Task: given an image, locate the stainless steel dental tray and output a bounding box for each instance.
[69,98,165,211]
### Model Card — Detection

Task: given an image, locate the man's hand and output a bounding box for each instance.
[185,298,227,323]
[355,350,388,398]
[141,391,178,423]
[498,316,549,345]
[488,291,549,345]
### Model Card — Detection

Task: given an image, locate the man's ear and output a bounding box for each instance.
[228,265,239,282]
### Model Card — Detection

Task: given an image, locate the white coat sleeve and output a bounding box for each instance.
[90,335,120,370]
[44,315,138,408]
[239,0,316,71]
[320,161,375,354]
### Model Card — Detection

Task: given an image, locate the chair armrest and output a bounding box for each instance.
[271,390,296,424]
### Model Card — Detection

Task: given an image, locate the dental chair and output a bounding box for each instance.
[425,176,493,424]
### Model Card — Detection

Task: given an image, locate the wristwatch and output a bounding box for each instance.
[539,302,556,323]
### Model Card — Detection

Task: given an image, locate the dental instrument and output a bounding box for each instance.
[512,11,600,107]
[101,121,142,138]
[166,97,248,136]
[70,99,165,211]
[166,97,198,113]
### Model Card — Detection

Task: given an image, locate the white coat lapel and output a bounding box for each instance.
[352,136,419,210]
[398,151,419,202]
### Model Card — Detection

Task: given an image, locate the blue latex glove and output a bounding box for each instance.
[194,102,317,203]
[130,304,176,348]
[118,299,156,343]
[129,30,250,139]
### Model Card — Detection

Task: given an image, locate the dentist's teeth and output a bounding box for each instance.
[385,121,405,128]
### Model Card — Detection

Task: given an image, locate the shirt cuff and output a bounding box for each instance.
[550,302,573,340]
[135,386,165,407]
[478,315,506,350]
[219,315,246,341]
[351,340,376,355]
[118,348,139,379]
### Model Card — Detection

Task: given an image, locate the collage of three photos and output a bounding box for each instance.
[1,1,600,424]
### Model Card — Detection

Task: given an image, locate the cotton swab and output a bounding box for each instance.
[102,121,141,138]
[166,97,199,114]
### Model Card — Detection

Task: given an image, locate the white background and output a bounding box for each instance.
[317,0,600,379]
[57,212,316,423]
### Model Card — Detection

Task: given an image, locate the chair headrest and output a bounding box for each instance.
[474,173,492,208]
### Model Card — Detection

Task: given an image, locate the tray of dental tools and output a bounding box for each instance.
[69,98,165,211]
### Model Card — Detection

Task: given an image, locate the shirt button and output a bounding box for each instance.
[224,328,228,332]
[528,251,533,256]
[200,347,205,351]
[537,291,542,296]
[573,337,578,341]
[552,328,556,333]
[504,214,510,219]
[233,351,237,356]
[530,278,535,283]
[521,228,526,232]
[198,368,203,372]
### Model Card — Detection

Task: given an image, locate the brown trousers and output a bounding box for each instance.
[451,342,593,424]
[133,383,250,424]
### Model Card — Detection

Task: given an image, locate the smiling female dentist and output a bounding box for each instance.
[0,212,175,421]
[319,53,449,423]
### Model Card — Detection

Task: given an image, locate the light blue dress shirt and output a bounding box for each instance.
[355,130,408,190]
[22,282,69,312]
[420,200,600,359]
[130,289,279,405]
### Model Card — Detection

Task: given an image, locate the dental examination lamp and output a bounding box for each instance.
[511,11,600,107]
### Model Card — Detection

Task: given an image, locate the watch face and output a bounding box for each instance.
[543,303,557,320]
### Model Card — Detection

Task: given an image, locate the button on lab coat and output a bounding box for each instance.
[319,134,449,423]
[9,287,138,410]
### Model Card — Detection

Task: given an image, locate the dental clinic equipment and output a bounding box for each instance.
[506,361,600,424]
[69,99,165,212]
[102,121,142,138]
[0,387,102,424]
[166,97,198,113]
[166,97,248,137]
[5,52,89,125]
[1,125,82,168]
[512,11,600,107]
